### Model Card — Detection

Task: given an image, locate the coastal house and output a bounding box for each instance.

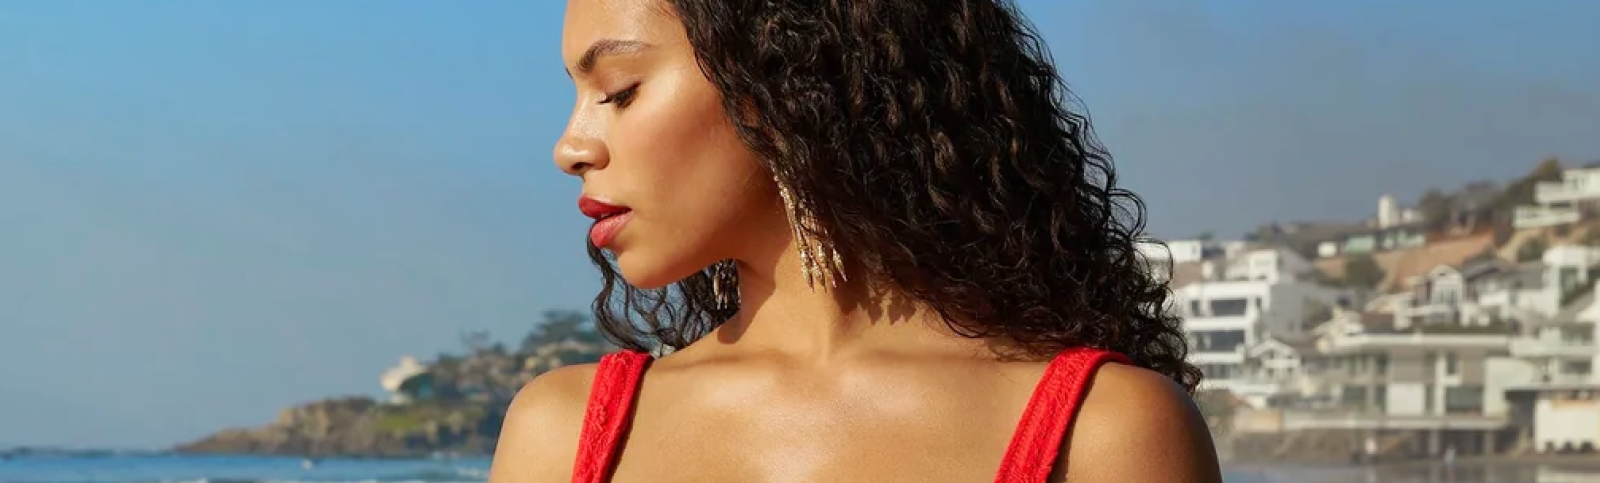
[1314,195,1428,259]
[379,356,434,405]
[1175,246,1356,399]
[1251,221,1371,261]
[1391,263,1472,329]
[1230,335,1317,408]
[1464,259,1548,325]
[1300,309,1512,420]
[1515,165,1600,229]
[1137,238,1218,266]
[1229,307,1516,457]
[1507,280,1600,385]
[1504,382,1600,453]
[1493,250,1600,453]
[1385,244,1599,331]
[1137,238,1222,286]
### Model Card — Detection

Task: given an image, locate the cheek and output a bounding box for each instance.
[613,77,766,215]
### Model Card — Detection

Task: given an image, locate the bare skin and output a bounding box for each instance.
[486,0,1224,482]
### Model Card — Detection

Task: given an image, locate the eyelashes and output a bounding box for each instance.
[599,83,640,108]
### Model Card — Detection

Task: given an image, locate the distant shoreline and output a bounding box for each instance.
[1224,455,1600,476]
[0,448,491,461]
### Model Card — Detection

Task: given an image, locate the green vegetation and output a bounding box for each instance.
[373,401,491,434]
[1519,236,1549,263]
[1490,158,1564,227]
[1415,157,1565,235]
[1417,189,1455,234]
[418,310,611,406]
[177,310,614,457]
[1340,254,1385,289]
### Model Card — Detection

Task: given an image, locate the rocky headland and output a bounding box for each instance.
[175,311,609,458]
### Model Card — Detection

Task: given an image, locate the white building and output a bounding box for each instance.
[1305,312,1512,422]
[1137,238,1215,265]
[1139,238,1227,286]
[1374,194,1422,230]
[1514,165,1600,229]
[1224,241,1600,455]
[1536,166,1600,206]
[1506,383,1600,453]
[380,356,431,404]
[1177,246,1355,400]
[1467,260,1550,325]
[1228,310,1515,456]
[1515,206,1582,229]
[1390,246,1600,332]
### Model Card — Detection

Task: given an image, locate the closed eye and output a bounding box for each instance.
[600,84,640,108]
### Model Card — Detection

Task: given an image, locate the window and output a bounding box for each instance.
[1445,386,1484,414]
[1209,298,1249,317]
[1342,385,1367,406]
[1193,330,1246,352]
[1375,354,1389,375]
[1199,364,1239,380]
[1562,267,1581,291]
[1189,300,1202,316]
[1563,360,1593,376]
[1446,353,1459,376]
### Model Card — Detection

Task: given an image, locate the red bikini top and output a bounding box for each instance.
[570,347,1130,483]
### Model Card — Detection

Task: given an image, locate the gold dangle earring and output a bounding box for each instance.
[775,180,846,290]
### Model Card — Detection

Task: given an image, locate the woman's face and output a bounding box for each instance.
[557,0,778,289]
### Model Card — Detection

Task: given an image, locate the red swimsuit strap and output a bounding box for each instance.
[570,350,652,483]
[992,348,1131,483]
[567,348,1127,483]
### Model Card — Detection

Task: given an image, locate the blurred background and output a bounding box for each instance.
[1,1,1596,482]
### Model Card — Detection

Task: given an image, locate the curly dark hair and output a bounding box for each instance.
[584,0,1201,391]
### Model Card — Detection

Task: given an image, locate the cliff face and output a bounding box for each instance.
[178,314,612,457]
[176,397,504,458]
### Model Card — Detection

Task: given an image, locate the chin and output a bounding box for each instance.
[611,248,698,290]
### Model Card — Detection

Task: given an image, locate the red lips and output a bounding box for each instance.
[579,196,633,248]
[578,197,630,220]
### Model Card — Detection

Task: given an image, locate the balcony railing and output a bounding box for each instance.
[1274,409,1509,431]
[1515,205,1583,229]
[1536,181,1600,205]
[1511,337,1596,359]
[1181,313,1257,330]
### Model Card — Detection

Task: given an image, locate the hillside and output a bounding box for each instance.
[174,311,610,457]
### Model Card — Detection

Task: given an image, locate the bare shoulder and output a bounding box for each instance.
[487,363,600,483]
[1057,363,1222,483]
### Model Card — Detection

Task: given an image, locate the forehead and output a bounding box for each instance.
[562,0,672,60]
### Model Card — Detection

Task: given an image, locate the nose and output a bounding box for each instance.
[553,129,609,177]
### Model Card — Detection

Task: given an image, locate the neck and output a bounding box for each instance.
[712,234,963,363]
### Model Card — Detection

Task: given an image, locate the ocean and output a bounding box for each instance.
[0,455,488,483]
[4,454,1600,483]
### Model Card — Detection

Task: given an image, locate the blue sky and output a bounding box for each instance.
[0,0,1595,448]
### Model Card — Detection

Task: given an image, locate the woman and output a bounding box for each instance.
[490,0,1222,482]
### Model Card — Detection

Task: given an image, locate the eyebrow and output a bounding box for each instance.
[571,39,653,76]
